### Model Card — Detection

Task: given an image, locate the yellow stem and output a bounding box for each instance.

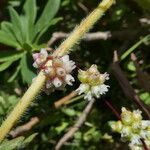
[0,0,114,142]
[0,72,46,141]
[53,0,114,57]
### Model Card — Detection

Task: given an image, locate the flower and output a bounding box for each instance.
[76,64,109,101]
[109,107,150,150]
[32,49,76,93]
[33,48,48,68]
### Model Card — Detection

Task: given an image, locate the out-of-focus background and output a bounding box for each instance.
[0,0,149,149]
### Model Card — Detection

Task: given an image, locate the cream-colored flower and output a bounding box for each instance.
[33,49,76,93]
[76,65,109,101]
[109,107,150,150]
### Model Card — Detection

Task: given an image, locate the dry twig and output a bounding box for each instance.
[131,53,150,92]
[55,99,95,150]
[47,31,111,46]
[111,51,150,119]
[9,117,39,138]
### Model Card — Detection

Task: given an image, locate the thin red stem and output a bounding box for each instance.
[104,99,121,120]
[140,138,149,150]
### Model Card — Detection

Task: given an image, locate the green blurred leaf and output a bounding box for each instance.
[34,17,62,43]
[0,30,20,48]
[23,0,37,41]
[9,7,24,45]
[0,61,13,72]
[21,133,38,147]
[0,51,24,62]
[8,65,21,82]
[0,136,24,150]
[35,0,60,36]
[140,92,150,105]
[121,35,150,61]
[0,21,20,48]
[20,54,36,84]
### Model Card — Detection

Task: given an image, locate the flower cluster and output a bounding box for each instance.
[76,65,109,101]
[33,48,76,93]
[109,107,150,150]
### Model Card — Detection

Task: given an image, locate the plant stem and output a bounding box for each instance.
[140,138,149,150]
[53,0,114,57]
[104,99,121,120]
[0,72,46,142]
[54,91,77,108]
[0,0,114,142]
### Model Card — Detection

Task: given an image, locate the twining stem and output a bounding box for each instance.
[104,99,121,120]
[140,138,149,150]
[0,0,114,142]
[54,91,77,108]
[0,72,46,141]
[53,0,114,57]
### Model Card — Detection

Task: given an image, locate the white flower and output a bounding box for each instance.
[65,74,75,86]
[76,65,109,100]
[141,120,150,129]
[32,48,48,68]
[32,50,76,93]
[130,134,141,146]
[61,55,76,73]
[53,77,62,88]
[76,84,90,95]
[84,91,94,101]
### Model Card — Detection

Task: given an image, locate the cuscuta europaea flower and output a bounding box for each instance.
[109,107,150,150]
[33,48,76,94]
[76,64,110,101]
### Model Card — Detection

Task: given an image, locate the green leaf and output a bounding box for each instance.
[20,53,36,84]
[0,51,24,62]
[0,30,20,48]
[23,0,37,42]
[121,34,150,61]
[8,65,21,82]
[0,136,25,150]
[22,133,38,146]
[35,0,60,36]
[0,21,20,48]
[23,0,37,25]
[0,61,13,72]
[34,17,62,43]
[9,7,24,45]
[22,42,33,51]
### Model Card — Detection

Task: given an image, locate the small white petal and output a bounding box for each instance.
[40,48,48,58]
[84,91,94,101]
[46,81,52,89]
[33,62,38,68]
[103,72,109,80]
[76,84,90,95]
[99,84,110,95]
[91,85,101,98]
[33,53,39,60]
[61,55,69,63]
[65,74,75,85]
[53,77,62,88]
[141,120,150,129]
[130,135,141,146]
[44,68,52,74]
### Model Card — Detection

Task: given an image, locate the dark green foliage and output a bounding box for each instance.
[0,0,150,149]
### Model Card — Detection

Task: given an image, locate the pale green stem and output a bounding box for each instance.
[0,72,46,141]
[0,0,114,142]
[53,0,114,57]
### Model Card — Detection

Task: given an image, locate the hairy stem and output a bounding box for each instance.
[53,0,114,57]
[0,0,114,142]
[0,72,46,141]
